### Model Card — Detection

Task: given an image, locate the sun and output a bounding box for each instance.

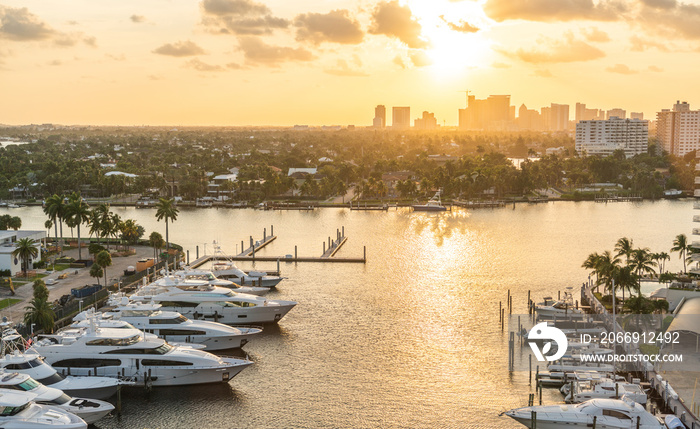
[406,0,492,76]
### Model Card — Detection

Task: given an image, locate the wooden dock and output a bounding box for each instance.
[238,228,276,257]
[321,228,348,257]
[594,194,643,203]
[455,200,506,209]
[349,202,389,211]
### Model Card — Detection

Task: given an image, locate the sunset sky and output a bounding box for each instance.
[1,0,699,126]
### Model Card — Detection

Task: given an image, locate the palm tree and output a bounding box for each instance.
[658,252,669,274]
[629,248,656,295]
[95,250,112,288]
[614,237,634,264]
[155,198,179,250]
[671,234,690,274]
[612,264,638,304]
[24,297,54,334]
[149,231,165,262]
[582,252,602,286]
[43,194,66,256]
[592,250,621,295]
[65,193,90,260]
[11,237,39,279]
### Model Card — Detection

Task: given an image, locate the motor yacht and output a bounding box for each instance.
[0,372,113,424]
[79,302,262,350]
[0,330,122,400]
[128,277,296,324]
[210,262,284,288]
[411,191,447,212]
[535,293,586,318]
[504,397,663,428]
[0,389,87,428]
[173,268,268,296]
[567,378,647,405]
[33,321,253,387]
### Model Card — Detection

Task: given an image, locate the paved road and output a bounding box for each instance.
[4,244,156,311]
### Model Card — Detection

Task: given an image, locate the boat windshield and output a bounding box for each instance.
[120,310,155,317]
[0,402,29,416]
[17,378,40,391]
[86,334,141,346]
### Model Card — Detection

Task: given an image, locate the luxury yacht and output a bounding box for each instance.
[504,397,663,428]
[210,262,285,288]
[78,302,262,350]
[566,378,647,405]
[535,294,586,318]
[0,389,87,428]
[128,277,296,324]
[173,268,268,296]
[0,372,113,424]
[33,321,253,386]
[0,330,122,400]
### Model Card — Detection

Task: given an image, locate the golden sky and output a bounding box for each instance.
[0,0,698,126]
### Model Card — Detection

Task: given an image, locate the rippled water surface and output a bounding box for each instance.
[3,200,694,428]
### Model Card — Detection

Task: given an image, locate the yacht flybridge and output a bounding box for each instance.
[412,191,447,212]
[0,389,87,428]
[78,301,262,350]
[33,321,253,387]
[126,276,296,324]
[209,242,285,288]
[173,268,268,296]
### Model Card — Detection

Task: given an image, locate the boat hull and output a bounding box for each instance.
[160,328,261,350]
[411,205,447,211]
[164,302,296,325]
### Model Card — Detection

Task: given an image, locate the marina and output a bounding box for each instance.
[0,200,698,428]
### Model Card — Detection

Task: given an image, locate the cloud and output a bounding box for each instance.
[629,35,669,51]
[582,27,610,42]
[130,15,146,23]
[83,36,97,47]
[107,53,126,61]
[237,36,315,66]
[513,32,605,63]
[409,50,432,67]
[492,61,511,68]
[638,1,700,39]
[153,40,206,57]
[640,0,676,9]
[606,64,637,74]
[533,69,553,77]
[440,16,479,33]
[185,58,225,72]
[202,0,269,16]
[226,62,242,69]
[369,1,428,48]
[200,0,289,35]
[148,74,163,81]
[47,59,62,66]
[648,65,663,72]
[393,55,406,68]
[0,6,55,41]
[483,0,626,22]
[295,10,363,45]
[324,59,369,76]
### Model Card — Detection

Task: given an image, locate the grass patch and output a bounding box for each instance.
[52,264,71,271]
[639,343,660,356]
[0,298,21,310]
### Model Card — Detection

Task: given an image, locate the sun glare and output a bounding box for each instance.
[406,0,491,77]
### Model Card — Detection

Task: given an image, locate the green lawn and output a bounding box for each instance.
[0,298,21,310]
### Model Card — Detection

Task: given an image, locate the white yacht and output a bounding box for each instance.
[173,268,268,296]
[0,372,113,424]
[0,389,87,428]
[504,397,663,428]
[33,322,253,387]
[412,191,447,212]
[128,277,296,324]
[79,302,262,350]
[568,378,647,405]
[211,262,284,288]
[0,331,122,400]
[535,293,586,318]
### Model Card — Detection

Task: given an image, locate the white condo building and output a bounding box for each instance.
[656,101,700,156]
[575,117,648,157]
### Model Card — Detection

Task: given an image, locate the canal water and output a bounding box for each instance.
[2,200,694,428]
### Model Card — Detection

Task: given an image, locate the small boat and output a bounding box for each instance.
[535,293,585,318]
[412,191,447,211]
[504,397,664,428]
[0,389,88,428]
[173,268,268,296]
[566,378,647,405]
[663,189,683,199]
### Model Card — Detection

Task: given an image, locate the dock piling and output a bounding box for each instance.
[196,245,199,259]
[186,250,190,265]
[295,245,297,259]
[264,228,266,240]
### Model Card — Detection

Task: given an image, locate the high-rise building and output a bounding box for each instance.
[656,101,700,156]
[392,107,411,130]
[414,111,438,130]
[630,112,644,120]
[575,103,604,122]
[606,108,626,120]
[458,94,512,130]
[517,104,543,131]
[550,103,570,132]
[374,105,386,128]
[575,117,648,157]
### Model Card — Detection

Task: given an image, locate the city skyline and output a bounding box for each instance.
[1,0,699,126]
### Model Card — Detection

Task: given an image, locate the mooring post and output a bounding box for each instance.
[250,236,253,248]
[264,228,266,240]
[271,225,273,236]
[186,250,190,265]
[252,243,255,259]
[196,245,199,259]
[277,258,280,274]
[295,245,298,259]
[241,240,244,254]
[532,411,537,429]
[529,355,532,385]
[342,226,344,237]
[117,385,122,415]
[592,416,597,429]
[323,242,326,254]
[501,308,505,332]
[363,246,366,261]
